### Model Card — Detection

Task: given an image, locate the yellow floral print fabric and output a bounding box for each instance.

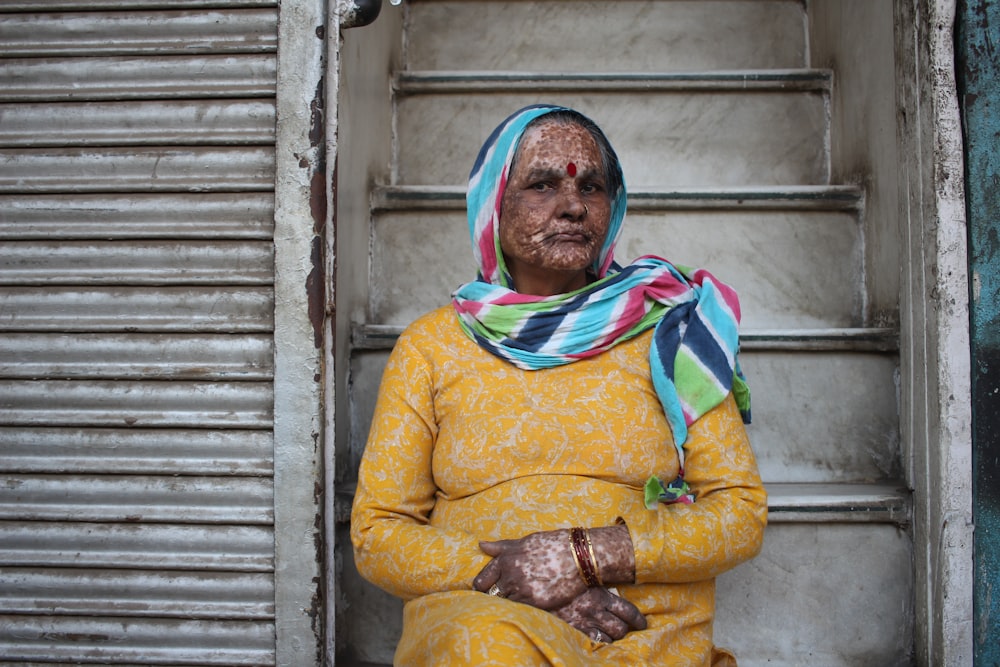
[351,305,767,666]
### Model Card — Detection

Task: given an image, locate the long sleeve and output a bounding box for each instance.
[624,394,767,584]
[350,330,491,600]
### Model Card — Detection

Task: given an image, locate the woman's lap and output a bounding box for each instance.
[395,591,610,667]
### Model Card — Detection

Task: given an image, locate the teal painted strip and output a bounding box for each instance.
[958,0,1000,663]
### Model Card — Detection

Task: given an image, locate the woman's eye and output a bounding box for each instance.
[580,183,603,195]
[531,182,552,192]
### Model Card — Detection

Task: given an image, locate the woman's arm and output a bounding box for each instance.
[623,393,767,583]
[350,333,490,600]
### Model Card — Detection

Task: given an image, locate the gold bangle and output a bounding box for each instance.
[584,529,604,587]
[569,528,587,586]
[570,527,601,587]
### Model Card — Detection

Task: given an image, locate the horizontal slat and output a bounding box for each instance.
[0,380,272,428]
[350,324,898,353]
[0,193,274,240]
[0,427,272,475]
[0,615,275,665]
[0,54,275,102]
[398,70,832,94]
[396,90,829,187]
[346,349,900,484]
[406,0,806,73]
[0,287,274,332]
[0,9,277,57]
[368,208,860,329]
[372,185,866,212]
[1,568,274,619]
[0,521,273,570]
[1,0,276,10]
[0,241,274,285]
[0,474,273,523]
[334,482,910,526]
[740,329,898,352]
[0,147,274,193]
[0,100,275,147]
[765,483,909,523]
[0,334,272,380]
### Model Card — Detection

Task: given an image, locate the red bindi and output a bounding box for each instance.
[566,162,577,177]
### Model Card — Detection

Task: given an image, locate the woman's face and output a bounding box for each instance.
[499,121,613,295]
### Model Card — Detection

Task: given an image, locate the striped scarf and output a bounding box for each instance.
[453,105,750,504]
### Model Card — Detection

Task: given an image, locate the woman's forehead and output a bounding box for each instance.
[515,122,600,168]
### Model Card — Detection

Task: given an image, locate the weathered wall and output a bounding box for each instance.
[807,0,902,325]
[895,0,974,664]
[957,0,1000,662]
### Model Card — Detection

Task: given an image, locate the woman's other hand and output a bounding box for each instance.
[552,587,647,643]
[472,525,635,610]
[473,529,585,609]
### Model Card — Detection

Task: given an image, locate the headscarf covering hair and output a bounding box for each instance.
[466,105,627,286]
[453,105,750,506]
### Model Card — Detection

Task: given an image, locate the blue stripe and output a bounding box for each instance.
[681,316,734,388]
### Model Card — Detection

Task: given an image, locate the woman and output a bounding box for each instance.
[351,104,766,666]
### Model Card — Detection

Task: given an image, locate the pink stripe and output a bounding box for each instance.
[689,268,741,320]
[643,274,690,301]
[478,218,498,281]
[566,347,609,360]
[454,298,487,317]
[591,289,647,347]
[492,291,548,305]
[479,168,509,283]
[682,404,697,426]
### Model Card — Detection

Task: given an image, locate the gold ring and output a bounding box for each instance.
[487,583,505,598]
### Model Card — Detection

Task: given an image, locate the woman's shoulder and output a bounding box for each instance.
[392,304,465,355]
[399,304,460,337]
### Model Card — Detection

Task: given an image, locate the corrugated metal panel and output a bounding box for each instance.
[0,287,274,332]
[0,427,273,474]
[0,55,276,101]
[0,147,275,192]
[0,241,274,284]
[0,193,274,240]
[1,568,274,618]
[0,334,273,379]
[0,616,276,665]
[0,475,273,523]
[0,101,276,146]
[0,521,273,569]
[4,0,275,10]
[0,9,278,56]
[0,1,283,663]
[0,380,272,427]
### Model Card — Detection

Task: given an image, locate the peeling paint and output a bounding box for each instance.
[307,183,327,350]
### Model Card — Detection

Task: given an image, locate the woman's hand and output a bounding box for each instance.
[551,587,647,643]
[473,529,585,610]
[472,524,636,611]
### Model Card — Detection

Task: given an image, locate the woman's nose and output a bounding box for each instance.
[559,185,587,219]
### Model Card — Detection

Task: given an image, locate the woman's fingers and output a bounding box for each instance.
[605,591,647,630]
[550,587,647,643]
[471,552,502,592]
[591,608,629,640]
[477,539,512,557]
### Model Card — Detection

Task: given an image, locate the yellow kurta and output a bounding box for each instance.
[351,305,767,666]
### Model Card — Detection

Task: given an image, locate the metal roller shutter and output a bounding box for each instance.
[0,2,286,663]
